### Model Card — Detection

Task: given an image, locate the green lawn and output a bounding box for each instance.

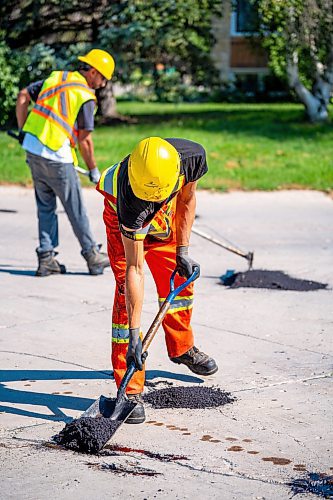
[1,102,332,191]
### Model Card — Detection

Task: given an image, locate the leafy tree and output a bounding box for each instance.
[99,0,222,100]
[0,40,22,126]
[0,0,222,124]
[253,0,333,122]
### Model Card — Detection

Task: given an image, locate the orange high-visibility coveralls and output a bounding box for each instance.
[101,188,195,395]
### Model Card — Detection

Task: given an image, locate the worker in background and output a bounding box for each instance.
[16,49,114,276]
[97,137,218,424]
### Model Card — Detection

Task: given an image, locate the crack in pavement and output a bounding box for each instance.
[232,372,332,393]
[194,321,332,357]
[101,448,287,488]
[0,350,113,377]
[0,305,112,330]
[3,436,288,490]
[0,302,155,330]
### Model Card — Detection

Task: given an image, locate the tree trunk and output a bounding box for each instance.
[96,81,137,124]
[97,81,118,120]
[287,52,332,122]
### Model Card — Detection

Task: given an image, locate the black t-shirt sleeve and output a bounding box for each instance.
[27,80,44,102]
[165,138,208,184]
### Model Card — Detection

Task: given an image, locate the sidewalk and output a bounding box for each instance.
[0,187,332,499]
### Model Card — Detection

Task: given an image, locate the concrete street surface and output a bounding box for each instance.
[0,186,332,499]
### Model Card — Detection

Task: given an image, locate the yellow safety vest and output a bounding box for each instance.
[23,70,96,163]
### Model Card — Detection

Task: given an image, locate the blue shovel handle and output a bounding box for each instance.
[169,266,200,302]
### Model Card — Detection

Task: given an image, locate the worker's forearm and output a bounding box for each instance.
[176,192,196,247]
[16,89,31,129]
[125,265,144,329]
[78,136,97,170]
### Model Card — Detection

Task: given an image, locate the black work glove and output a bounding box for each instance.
[176,246,200,278]
[126,328,147,371]
[18,129,25,145]
[89,167,101,184]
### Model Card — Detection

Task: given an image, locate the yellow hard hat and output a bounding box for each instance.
[78,49,115,80]
[128,137,180,202]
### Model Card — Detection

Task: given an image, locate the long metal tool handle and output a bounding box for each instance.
[117,267,200,398]
[7,130,20,141]
[7,131,91,179]
[75,166,90,176]
[192,227,253,269]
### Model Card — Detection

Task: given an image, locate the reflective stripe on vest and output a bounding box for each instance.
[23,70,96,152]
[99,162,121,211]
[31,102,77,146]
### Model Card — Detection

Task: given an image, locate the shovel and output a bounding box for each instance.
[7,130,89,178]
[80,267,200,437]
[192,227,254,269]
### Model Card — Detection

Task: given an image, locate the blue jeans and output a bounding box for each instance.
[26,152,96,254]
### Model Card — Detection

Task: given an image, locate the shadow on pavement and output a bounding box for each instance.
[0,267,90,277]
[0,369,202,422]
[146,370,203,384]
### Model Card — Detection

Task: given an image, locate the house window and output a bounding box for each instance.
[231,0,260,35]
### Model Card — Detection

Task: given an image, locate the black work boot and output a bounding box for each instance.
[170,346,218,376]
[125,394,146,424]
[35,251,66,277]
[81,244,110,275]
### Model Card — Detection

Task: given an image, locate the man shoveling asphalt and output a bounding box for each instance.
[15,49,114,276]
[97,137,218,424]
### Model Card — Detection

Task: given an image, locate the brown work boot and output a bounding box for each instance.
[170,346,218,376]
[81,244,110,275]
[125,394,146,424]
[35,251,66,277]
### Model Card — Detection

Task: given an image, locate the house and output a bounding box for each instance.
[212,0,280,95]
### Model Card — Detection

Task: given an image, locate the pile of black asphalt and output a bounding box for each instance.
[220,269,327,291]
[55,387,235,453]
[288,472,333,498]
[143,386,235,409]
[55,416,122,454]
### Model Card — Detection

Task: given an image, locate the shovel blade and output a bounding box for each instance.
[82,394,137,421]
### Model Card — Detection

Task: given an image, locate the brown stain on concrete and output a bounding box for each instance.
[293,464,307,471]
[228,446,243,452]
[247,451,260,455]
[262,457,292,465]
[225,437,238,441]
[243,439,252,442]
[201,435,213,441]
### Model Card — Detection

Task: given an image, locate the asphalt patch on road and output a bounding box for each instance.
[220,270,327,291]
[143,386,235,409]
[102,444,188,462]
[54,416,122,454]
[288,472,333,498]
[87,461,161,476]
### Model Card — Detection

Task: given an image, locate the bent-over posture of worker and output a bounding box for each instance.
[16,49,115,276]
[97,137,218,424]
